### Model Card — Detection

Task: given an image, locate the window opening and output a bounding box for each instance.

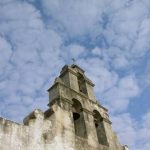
[72,99,87,138]
[93,110,108,146]
[77,73,87,94]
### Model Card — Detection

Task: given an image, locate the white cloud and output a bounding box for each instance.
[146,59,150,86]
[103,75,140,112]
[41,0,105,37]
[40,0,150,59]
[67,44,85,58]
[112,113,137,147]
[77,57,140,114]
[0,36,12,74]
[113,55,128,69]
[61,44,85,62]
[112,110,150,150]
[0,0,64,121]
[118,75,140,97]
[92,47,103,56]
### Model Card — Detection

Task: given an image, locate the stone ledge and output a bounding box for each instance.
[23,109,44,125]
[0,117,21,126]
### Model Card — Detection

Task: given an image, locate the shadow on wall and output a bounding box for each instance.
[72,99,87,138]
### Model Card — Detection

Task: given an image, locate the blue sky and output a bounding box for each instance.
[0,0,150,150]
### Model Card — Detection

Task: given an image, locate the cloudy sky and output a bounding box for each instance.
[0,0,150,149]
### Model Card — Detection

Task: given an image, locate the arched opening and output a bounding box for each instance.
[77,73,87,95]
[72,99,87,138]
[93,110,108,146]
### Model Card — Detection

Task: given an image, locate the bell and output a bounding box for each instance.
[73,112,80,120]
[95,123,99,128]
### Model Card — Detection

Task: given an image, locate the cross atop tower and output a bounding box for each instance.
[71,58,76,64]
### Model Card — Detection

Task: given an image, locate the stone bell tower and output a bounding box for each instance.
[46,64,125,150]
[0,64,127,150]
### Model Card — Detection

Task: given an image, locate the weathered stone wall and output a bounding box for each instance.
[0,117,28,150]
[0,104,124,150]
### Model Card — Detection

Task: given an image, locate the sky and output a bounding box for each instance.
[0,0,150,149]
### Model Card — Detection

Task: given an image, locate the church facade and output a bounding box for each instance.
[0,64,128,150]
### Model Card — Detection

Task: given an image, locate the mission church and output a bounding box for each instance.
[0,64,129,150]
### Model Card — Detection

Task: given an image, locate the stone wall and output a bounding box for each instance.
[0,104,125,150]
[0,117,28,150]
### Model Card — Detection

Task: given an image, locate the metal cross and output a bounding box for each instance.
[72,58,76,64]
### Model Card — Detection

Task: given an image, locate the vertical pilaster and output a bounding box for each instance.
[81,108,99,148]
[59,98,75,150]
[102,118,120,150]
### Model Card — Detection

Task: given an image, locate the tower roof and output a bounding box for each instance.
[60,64,94,87]
[71,64,85,74]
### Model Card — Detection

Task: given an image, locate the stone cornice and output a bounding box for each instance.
[71,64,85,73]
[48,96,73,107]
[84,77,95,87]
[60,96,73,105]
[47,82,59,92]
[102,118,112,124]
[59,66,77,77]
[81,108,94,115]
[98,104,108,112]
[47,98,58,106]
[47,82,108,112]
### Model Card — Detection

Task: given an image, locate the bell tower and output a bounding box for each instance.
[57,64,96,101]
[45,64,125,150]
[0,64,128,150]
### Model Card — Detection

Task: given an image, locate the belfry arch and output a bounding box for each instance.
[77,73,87,95]
[93,110,108,146]
[72,99,87,138]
